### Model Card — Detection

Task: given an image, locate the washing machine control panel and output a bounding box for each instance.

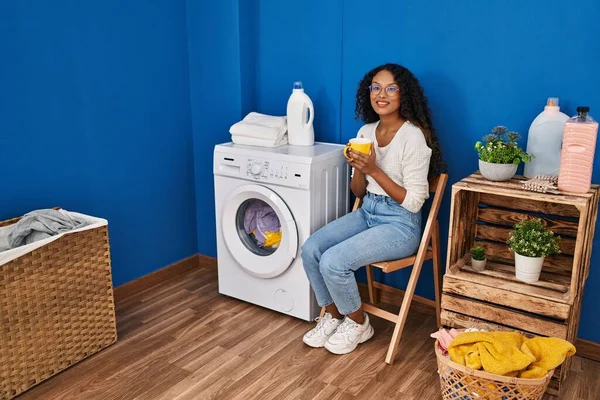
[246,159,290,181]
[247,159,269,179]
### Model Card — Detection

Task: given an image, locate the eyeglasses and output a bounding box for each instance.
[369,84,400,97]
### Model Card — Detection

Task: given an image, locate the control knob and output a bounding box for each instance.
[250,161,264,177]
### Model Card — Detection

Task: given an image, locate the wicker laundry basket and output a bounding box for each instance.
[0,209,117,400]
[435,341,553,400]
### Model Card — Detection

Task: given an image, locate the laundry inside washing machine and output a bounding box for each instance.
[236,198,282,256]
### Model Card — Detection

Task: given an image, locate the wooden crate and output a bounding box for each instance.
[442,172,600,397]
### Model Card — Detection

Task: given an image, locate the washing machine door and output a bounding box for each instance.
[222,184,299,279]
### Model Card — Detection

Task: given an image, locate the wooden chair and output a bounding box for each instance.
[319,173,448,364]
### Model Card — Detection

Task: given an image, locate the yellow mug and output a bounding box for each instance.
[343,138,372,159]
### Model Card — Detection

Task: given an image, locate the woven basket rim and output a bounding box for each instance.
[434,340,553,385]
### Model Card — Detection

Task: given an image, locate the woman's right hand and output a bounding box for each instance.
[349,146,368,198]
[345,142,354,163]
[346,147,360,172]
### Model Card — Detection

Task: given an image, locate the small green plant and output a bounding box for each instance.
[507,218,560,258]
[475,125,533,165]
[470,246,486,261]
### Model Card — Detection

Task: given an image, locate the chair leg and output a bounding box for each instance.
[432,221,442,329]
[385,259,425,364]
[366,264,376,304]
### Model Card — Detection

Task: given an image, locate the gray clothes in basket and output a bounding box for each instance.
[0,209,89,252]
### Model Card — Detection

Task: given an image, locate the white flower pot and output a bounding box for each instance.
[479,160,518,182]
[514,252,544,283]
[471,258,487,271]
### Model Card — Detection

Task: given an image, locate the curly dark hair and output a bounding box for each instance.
[355,63,446,180]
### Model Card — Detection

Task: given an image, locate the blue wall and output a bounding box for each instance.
[252,1,343,144]
[2,0,599,342]
[0,1,198,286]
[231,0,600,341]
[186,0,244,257]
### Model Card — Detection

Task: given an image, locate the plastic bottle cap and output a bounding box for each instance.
[547,97,559,107]
[293,81,303,90]
[577,106,590,113]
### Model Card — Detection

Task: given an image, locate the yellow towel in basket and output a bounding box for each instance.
[448,331,575,378]
[520,336,576,379]
[449,332,534,377]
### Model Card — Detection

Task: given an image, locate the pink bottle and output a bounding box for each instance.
[558,106,599,193]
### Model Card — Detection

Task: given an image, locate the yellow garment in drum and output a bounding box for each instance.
[263,231,282,248]
[251,230,282,248]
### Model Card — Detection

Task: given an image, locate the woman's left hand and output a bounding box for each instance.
[348,145,378,175]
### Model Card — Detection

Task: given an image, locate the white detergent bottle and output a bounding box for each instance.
[286,81,315,146]
[523,97,570,178]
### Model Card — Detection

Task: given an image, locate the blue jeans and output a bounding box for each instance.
[301,192,422,315]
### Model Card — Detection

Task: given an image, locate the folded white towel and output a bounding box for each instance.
[232,134,288,148]
[230,112,287,140]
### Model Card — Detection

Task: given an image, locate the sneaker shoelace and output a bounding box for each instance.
[337,318,359,334]
[308,314,333,337]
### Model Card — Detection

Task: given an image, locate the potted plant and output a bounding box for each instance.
[475,126,533,181]
[507,218,560,283]
[470,246,487,271]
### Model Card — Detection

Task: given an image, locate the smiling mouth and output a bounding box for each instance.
[376,101,389,108]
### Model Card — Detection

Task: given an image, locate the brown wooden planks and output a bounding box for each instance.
[475,224,576,255]
[441,295,568,338]
[11,254,598,400]
[477,206,579,237]
[479,192,581,218]
[441,310,533,336]
[458,174,594,205]
[582,190,599,281]
[547,378,560,397]
[463,260,570,288]
[465,172,597,199]
[445,177,600,399]
[483,241,574,276]
[570,205,590,300]
[567,293,584,350]
[447,188,480,267]
[446,259,570,304]
[443,275,570,320]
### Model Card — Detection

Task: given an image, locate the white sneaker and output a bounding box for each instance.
[302,312,344,348]
[324,313,374,355]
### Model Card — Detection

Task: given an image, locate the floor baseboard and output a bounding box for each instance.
[112,253,600,362]
[113,254,202,302]
[574,338,600,362]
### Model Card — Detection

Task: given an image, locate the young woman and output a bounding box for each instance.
[301,63,444,355]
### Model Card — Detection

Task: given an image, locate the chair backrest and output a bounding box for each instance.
[417,173,448,259]
[423,173,449,232]
[429,175,445,194]
[352,174,448,217]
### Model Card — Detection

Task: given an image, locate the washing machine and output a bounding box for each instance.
[214,142,349,321]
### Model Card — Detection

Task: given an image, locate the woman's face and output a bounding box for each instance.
[369,70,401,117]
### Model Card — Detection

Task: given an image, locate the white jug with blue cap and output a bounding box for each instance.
[286,81,314,146]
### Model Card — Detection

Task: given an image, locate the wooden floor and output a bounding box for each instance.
[18,263,600,400]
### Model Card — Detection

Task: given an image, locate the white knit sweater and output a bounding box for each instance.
[353,121,432,213]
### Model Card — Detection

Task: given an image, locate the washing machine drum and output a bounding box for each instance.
[222,184,298,278]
